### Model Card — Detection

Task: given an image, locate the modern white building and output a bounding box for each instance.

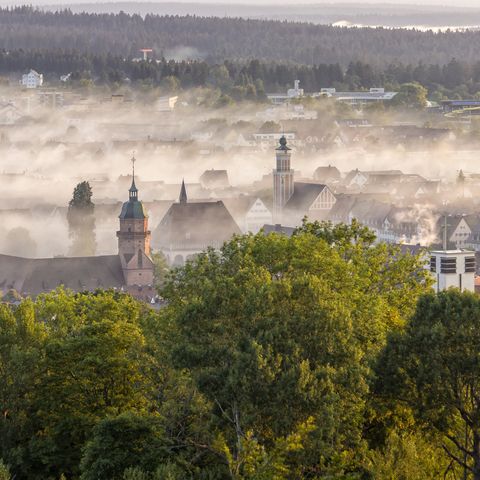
[21,69,43,89]
[267,80,305,104]
[156,96,178,112]
[320,87,397,106]
[429,249,476,293]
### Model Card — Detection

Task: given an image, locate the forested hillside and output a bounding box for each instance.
[1,49,478,102]
[41,2,480,28]
[3,6,480,65]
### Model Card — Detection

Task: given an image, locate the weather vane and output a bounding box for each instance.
[131,152,136,178]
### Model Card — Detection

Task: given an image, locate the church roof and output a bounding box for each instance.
[152,200,241,250]
[284,182,328,212]
[0,254,125,296]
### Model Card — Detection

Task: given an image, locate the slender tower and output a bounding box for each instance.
[273,136,294,223]
[117,156,154,286]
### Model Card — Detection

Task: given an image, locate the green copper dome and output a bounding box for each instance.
[119,199,147,219]
[119,176,147,219]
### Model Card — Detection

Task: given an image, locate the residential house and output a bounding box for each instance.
[21,69,43,89]
[224,196,273,234]
[199,169,230,190]
[313,165,341,184]
[283,182,337,226]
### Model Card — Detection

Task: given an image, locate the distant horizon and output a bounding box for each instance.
[0,0,479,9]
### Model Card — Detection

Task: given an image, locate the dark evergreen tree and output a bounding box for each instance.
[67,181,96,257]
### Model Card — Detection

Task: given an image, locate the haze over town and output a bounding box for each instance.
[3,4,480,480]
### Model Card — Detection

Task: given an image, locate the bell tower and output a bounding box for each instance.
[117,156,154,286]
[273,136,294,223]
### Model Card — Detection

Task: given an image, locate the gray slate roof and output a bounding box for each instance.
[284,182,328,213]
[152,200,241,250]
[0,254,125,296]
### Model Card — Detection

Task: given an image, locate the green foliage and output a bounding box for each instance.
[214,418,315,479]
[151,251,169,290]
[1,223,470,479]
[390,83,428,109]
[80,413,167,480]
[0,289,155,478]
[68,181,94,210]
[366,431,448,480]
[162,223,431,475]
[377,289,480,478]
[123,468,151,480]
[0,460,10,480]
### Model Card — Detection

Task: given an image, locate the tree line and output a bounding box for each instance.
[1,220,480,478]
[3,49,480,101]
[3,7,480,67]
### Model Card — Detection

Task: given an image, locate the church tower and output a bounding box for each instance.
[117,157,154,286]
[273,136,294,223]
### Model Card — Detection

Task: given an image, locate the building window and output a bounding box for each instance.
[465,257,476,273]
[440,257,457,274]
[430,256,436,273]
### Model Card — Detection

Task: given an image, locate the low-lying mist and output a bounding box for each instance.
[0,86,475,258]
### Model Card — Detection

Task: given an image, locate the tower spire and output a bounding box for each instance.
[129,154,138,201]
[179,179,187,204]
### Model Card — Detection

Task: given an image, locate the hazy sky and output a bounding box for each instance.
[2,0,480,10]
[3,0,479,6]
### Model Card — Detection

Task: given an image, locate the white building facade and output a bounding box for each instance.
[430,250,476,293]
[21,70,43,89]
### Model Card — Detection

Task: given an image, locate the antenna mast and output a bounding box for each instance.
[443,215,448,251]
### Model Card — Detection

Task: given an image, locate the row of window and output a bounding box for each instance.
[430,256,476,273]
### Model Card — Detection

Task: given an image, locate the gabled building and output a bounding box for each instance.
[438,215,480,250]
[199,169,230,190]
[283,183,336,226]
[224,196,273,234]
[21,69,43,89]
[152,181,241,266]
[344,169,369,189]
[328,194,359,225]
[313,165,341,184]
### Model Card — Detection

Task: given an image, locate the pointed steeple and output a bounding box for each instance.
[179,179,187,204]
[129,155,138,201]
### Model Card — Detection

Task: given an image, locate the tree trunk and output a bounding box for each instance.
[473,432,480,480]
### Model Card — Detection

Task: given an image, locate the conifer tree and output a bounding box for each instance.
[67,181,96,257]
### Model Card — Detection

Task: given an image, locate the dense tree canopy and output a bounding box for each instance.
[161,221,431,477]
[1,223,479,479]
[377,290,480,480]
[2,7,480,67]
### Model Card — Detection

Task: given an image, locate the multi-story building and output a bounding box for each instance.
[429,249,476,293]
[21,69,43,89]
